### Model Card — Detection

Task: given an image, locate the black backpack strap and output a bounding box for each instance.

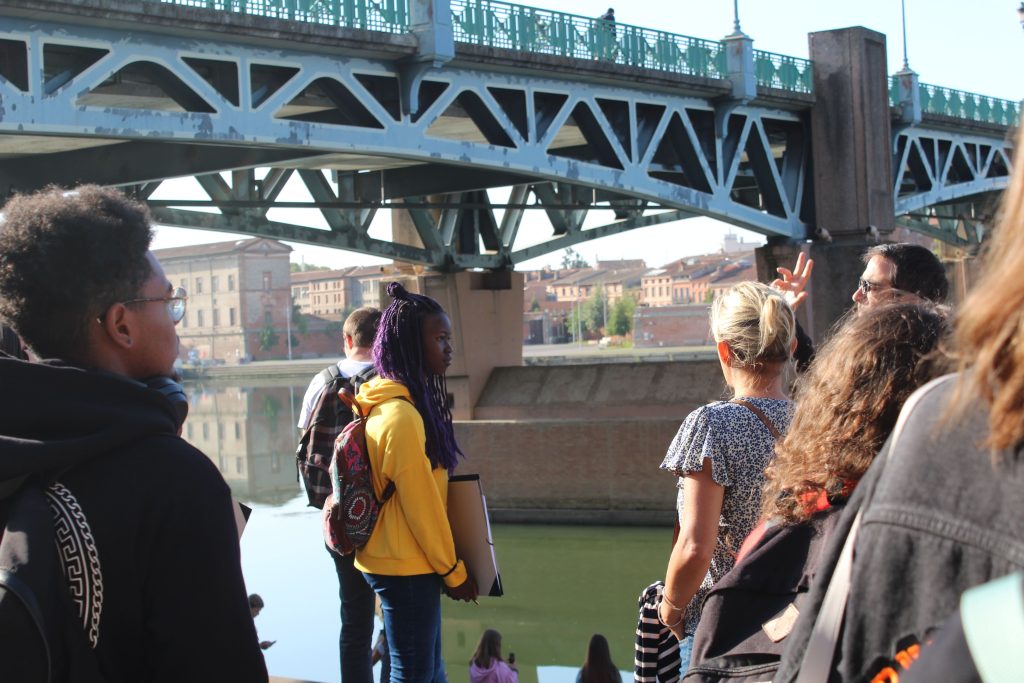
[350,365,377,392]
[320,364,341,385]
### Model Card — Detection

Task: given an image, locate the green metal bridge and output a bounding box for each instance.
[0,0,1016,268]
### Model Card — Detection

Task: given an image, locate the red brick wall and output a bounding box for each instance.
[453,418,681,517]
[633,305,713,348]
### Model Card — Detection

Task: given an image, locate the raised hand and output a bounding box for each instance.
[771,252,814,310]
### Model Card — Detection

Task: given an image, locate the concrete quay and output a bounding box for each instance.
[185,354,726,525]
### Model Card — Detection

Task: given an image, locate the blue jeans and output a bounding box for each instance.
[363,572,444,683]
[331,550,376,683]
[678,634,694,673]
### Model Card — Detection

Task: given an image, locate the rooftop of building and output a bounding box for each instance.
[154,237,292,261]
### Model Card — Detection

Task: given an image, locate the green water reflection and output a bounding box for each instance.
[443,525,670,683]
[183,380,672,681]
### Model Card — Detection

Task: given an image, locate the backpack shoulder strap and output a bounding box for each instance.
[353,364,377,383]
[320,364,341,385]
[730,398,781,439]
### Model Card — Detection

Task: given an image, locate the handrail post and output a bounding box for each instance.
[894,65,921,125]
[400,0,453,116]
[721,27,755,101]
[410,0,454,64]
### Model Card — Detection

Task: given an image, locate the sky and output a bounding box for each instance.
[150,0,1024,271]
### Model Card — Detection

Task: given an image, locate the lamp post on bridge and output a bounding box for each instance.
[894,0,921,125]
[722,0,756,103]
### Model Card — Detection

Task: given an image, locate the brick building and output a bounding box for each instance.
[290,267,363,320]
[156,238,293,363]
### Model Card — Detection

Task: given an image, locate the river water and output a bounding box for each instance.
[182,380,671,683]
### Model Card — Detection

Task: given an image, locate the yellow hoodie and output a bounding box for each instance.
[352,377,467,588]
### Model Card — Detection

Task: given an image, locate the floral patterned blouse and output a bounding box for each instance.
[660,397,794,636]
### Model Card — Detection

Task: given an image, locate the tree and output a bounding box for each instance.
[608,292,638,336]
[258,324,279,352]
[560,247,589,269]
[586,286,607,333]
[292,300,308,336]
[566,303,591,341]
[530,298,541,312]
[290,262,330,273]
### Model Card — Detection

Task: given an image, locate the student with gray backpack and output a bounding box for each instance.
[297,306,383,683]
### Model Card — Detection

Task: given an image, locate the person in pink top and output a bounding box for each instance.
[469,629,518,683]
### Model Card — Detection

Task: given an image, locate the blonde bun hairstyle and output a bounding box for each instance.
[711,281,795,368]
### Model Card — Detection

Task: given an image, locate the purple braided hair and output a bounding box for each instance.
[373,282,463,473]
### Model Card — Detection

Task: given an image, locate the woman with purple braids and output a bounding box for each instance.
[353,281,478,682]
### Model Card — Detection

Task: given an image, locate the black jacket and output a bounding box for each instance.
[0,358,267,682]
[775,374,1024,682]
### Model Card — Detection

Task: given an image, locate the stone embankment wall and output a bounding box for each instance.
[456,359,728,525]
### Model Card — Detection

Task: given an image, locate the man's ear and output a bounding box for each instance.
[98,304,135,350]
[343,333,354,350]
[716,339,732,365]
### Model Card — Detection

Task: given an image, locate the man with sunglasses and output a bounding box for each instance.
[851,243,949,309]
[0,186,267,681]
[772,243,948,370]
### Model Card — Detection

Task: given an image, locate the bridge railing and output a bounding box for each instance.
[450,0,729,80]
[153,0,409,33]
[890,77,1021,127]
[753,50,813,94]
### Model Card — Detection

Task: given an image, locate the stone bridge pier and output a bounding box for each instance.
[757,27,897,342]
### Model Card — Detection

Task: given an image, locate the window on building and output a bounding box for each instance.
[228,274,235,291]
[236,457,243,474]
[186,423,193,440]
[217,423,224,440]
[181,313,188,328]
[234,422,241,439]
[202,423,209,439]
[211,275,219,292]
[229,308,236,326]
[195,277,203,294]
[264,311,272,326]
[218,456,225,471]
[212,308,220,326]
[263,271,272,291]
[197,310,205,327]
[180,278,187,289]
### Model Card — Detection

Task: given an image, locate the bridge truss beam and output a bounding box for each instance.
[892,125,1012,246]
[0,16,812,269]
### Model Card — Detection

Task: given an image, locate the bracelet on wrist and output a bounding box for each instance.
[661,592,684,612]
[658,600,684,629]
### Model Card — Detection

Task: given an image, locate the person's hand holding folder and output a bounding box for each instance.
[446,574,479,602]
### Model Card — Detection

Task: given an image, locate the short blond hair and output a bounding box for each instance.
[711,281,794,367]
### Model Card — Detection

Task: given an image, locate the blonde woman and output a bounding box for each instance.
[657,282,796,666]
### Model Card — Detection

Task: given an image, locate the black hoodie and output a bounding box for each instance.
[0,358,267,682]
